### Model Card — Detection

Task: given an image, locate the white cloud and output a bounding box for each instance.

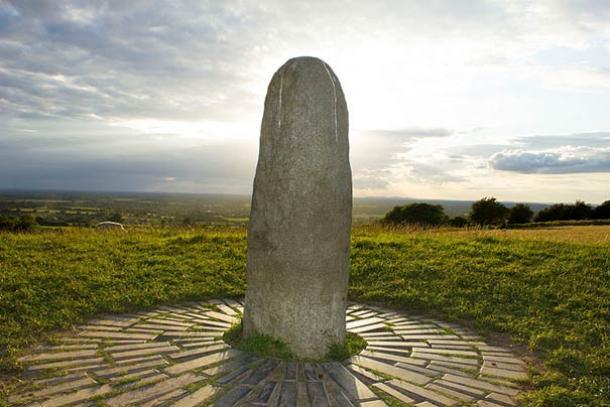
[490,146,610,174]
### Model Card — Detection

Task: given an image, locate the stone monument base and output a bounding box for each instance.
[10,299,526,406]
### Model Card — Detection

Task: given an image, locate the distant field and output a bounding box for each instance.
[0,190,553,226]
[375,224,610,245]
[0,225,608,406]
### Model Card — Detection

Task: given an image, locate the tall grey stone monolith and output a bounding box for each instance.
[243,56,352,358]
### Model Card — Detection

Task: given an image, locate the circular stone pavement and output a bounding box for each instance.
[9,299,527,406]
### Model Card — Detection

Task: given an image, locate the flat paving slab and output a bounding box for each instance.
[9,299,527,406]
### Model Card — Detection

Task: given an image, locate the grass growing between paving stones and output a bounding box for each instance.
[1,225,609,406]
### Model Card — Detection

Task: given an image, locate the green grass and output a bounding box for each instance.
[222,322,294,360]
[325,332,368,362]
[0,227,246,371]
[1,225,609,406]
[222,322,366,362]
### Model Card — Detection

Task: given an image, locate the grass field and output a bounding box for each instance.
[0,225,608,406]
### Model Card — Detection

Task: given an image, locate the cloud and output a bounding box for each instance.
[487,132,610,174]
[0,0,609,202]
[489,146,610,174]
[364,127,454,139]
[0,1,265,123]
[0,131,258,193]
[350,127,456,190]
[408,162,466,183]
[353,169,391,190]
[515,132,610,149]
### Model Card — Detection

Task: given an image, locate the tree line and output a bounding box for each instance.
[382,198,610,227]
[0,214,38,232]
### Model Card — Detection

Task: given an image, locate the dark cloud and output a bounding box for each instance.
[0,133,258,193]
[489,148,610,174]
[487,131,610,174]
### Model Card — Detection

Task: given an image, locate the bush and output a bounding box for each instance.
[535,201,593,222]
[469,197,508,226]
[592,200,610,220]
[536,204,566,222]
[508,203,534,224]
[0,215,37,232]
[382,203,448,226]
[564,201,592,220]
[449,216,468,227]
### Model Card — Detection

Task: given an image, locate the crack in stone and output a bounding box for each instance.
[277,69,283,130]
[322,62,338,143]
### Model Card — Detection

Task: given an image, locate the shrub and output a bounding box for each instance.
[592,200,610,220]
[508,203,534,224]
[564,201,592,220]
[535,201,593,222]
[449,216,468,227]
[469,197,508,226]
[0,215,37,232]
[382,203,448,226]
[536,204,567,222]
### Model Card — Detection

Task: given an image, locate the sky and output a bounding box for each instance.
[0,0,609,204]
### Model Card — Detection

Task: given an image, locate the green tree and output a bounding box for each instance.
[16,215,37,231]
[535,204,566,222]
[0,216,17,231]
[508,203,533,224]
[449,216,468,227]
[535,201,593,222]
[0,215,37,232]
[564,201,592,220]
[592,200,610,219]
[382,203,447,226]
[469,197,508,226]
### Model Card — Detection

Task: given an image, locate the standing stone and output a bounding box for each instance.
[243,56,352,359]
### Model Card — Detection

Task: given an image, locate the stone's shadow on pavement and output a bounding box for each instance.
[8,298,526,406]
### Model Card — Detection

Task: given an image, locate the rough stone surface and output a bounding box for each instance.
[9,299,527,406]
[243,56,352,359]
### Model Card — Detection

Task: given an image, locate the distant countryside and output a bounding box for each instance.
[0,191,608,230]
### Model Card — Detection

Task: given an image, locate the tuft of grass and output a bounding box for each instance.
[222,321,294,360]
[325,332,368,361]
[371,386,409,407]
